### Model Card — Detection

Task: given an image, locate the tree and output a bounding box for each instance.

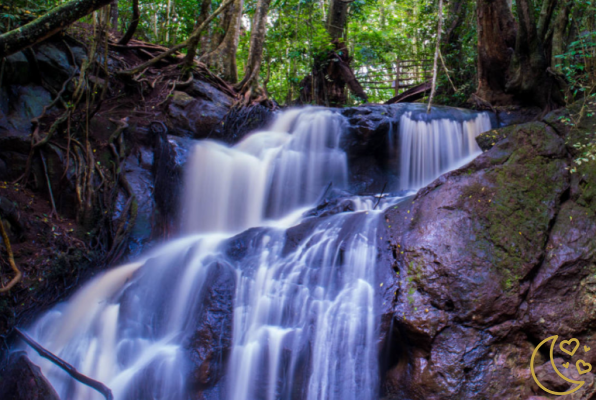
[200,0,244,83]
[474,0,566,108]
[182,0,212,69]
[236,0,274,92]
[298,0,367,105]
[474,0,516,105]
[506,0,564,108]
[118,0,140,45]
[0,0,116,58]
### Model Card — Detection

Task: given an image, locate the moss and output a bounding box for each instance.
[476,125,516,151]
[462,123,569,290]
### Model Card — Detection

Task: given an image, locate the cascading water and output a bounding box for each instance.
[22,105,491,400]
[397,109,492,190]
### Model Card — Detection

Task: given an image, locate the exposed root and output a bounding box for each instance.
[0,216,22,294]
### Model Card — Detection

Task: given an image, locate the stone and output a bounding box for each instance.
[381,118,594,399]
[0,351,60,400]
[167,91,230,139]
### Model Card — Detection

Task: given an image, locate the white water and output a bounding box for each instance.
[181,108,347,234]
[24,106,491,400]
[398,111,492,190]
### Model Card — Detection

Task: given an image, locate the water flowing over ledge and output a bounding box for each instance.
[23,105,492,400]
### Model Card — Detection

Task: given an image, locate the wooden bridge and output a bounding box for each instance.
[354,59,433,104]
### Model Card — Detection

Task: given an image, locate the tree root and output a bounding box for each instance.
[39,150,59,219]
[15,328,114,400]
[0,216,22,294]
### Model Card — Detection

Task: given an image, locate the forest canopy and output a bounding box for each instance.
[0,0,594,107]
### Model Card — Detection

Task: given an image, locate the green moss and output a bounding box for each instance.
[463,123,569,290]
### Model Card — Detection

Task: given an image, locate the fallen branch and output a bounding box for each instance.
[117,0,235,77]
[15,328,114,400]
[0,216,22,294]
[373,182,388,210]
[0,0,115,58]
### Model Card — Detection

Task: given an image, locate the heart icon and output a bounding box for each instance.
[585,345,591,352]
[563,362,570,368]
[560,338,580,356]
[576,360,592,375]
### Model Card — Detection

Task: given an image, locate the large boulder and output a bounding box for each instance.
[382,116,596,399]
[167,91,231,139]
[0,352,60,400]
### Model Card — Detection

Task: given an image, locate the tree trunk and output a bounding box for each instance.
[110,0,118,31]
[0,0,115,58]
[200,0,244,83]
[474,0,516,104]
[326,0,348,40]
[507,0,563,107]
[299,40,367,106]
[551,0,573,71]
[184,0,216,68]
[236,0,273,91]
[165,0,173,44]
[118,0,139,45]
[443,0,467,47]
[537,0,559,42]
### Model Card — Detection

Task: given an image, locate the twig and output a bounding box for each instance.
[427,0,444,113]
[438,49,457,93]
[373,182,388,210]
[0,216,22,294]
[14,328,114,400]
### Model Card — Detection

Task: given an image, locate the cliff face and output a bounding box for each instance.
[380,102,596,399]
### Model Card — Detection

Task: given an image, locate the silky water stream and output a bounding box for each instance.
[24,106,492,400]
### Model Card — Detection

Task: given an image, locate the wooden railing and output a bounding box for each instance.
[355,59,432,96]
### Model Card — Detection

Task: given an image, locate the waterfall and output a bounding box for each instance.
[22,105,491,400]
[397,111,492,190]
[181,108,348,234]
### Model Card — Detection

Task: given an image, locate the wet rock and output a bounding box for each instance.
[167,91,230,139]
[0,351,60,400]
[2,85,54,134]
[496,106,541,127]
[187,261,236,392]
[35,42,75,92]
[2,51,32,85]
[115,151,157,256]
[382,119,591,399]
[153,134,195,231]
[185,79,234,109]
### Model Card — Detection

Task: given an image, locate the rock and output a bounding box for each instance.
[185,79,234,108]
[496,106,541,127]
[35,42,75,92]
[2,85,54,135]
[0,351,60,400]
[167,91,230,139]
[382,120,592,399]
[2,52,32,85]
[186,261,236,393]
[116,150,157,256]
[153,134,196,231]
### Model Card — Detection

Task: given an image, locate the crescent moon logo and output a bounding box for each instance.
[530,335,590,396]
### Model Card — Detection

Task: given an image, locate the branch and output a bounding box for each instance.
[427,0,443,113]
[15,328,114,400]
[0,216,22,294]
[117,0,139,45]
[117,0,235,76]
[0,0,114,58]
